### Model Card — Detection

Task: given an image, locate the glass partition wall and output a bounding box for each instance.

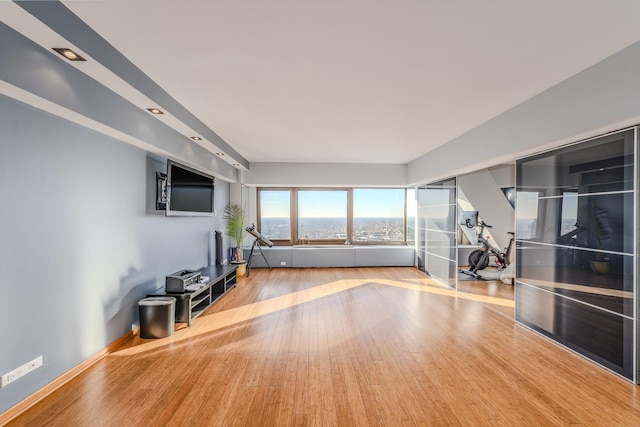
[418,178,457,288]
[515,128,637,381]
[417,186,426,274]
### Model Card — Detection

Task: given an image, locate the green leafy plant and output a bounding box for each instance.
[224,204,246,262]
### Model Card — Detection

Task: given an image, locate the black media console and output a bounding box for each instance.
[149,264,237,326]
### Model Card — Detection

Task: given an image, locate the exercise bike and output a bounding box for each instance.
[459,220,515,280]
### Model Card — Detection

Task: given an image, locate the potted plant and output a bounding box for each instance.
[589,205,612,274]
[224,204,247,274]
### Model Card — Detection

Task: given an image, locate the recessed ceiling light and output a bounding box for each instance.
[190,136,202,141]
[52,48,86,61]
[147,108,164,115]
[232,163,240,167]
[216,152,224,156]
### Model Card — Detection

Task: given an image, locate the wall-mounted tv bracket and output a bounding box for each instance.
[156,172,167,210]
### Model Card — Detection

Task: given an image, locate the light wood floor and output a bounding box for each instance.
[8,267,640,426]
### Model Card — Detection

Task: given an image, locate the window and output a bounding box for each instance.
[560,191,578,236]
[516,191,540,239]
[406,188,416,245]
[353,189,405,242]
[258,189,291,241]
[257,188,408,245]
[298,190,347,242]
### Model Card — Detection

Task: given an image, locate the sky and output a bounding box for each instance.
[260,189,407,218]
[515,191,578,221]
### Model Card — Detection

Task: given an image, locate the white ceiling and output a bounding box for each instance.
[47,1,640,164]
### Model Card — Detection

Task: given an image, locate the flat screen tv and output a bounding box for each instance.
[166,160,215,217]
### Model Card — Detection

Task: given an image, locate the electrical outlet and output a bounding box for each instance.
[1,356,43,387]
[280,261,286,266]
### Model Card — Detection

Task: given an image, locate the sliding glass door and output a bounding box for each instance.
[515,128,636,381]
[419,178,457,288]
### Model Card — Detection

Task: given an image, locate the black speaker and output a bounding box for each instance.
[215,230,223,265]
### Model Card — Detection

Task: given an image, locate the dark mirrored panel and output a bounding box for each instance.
[516,192,634,254]
[516,282,633,380]
[517,130,634,194]
[515,128,636,382]
[517,242,633,316]
[516,129,634,242]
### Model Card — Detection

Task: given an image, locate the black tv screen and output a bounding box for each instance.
[166,160,215,217]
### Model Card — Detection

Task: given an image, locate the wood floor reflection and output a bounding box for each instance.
[9,267,640,426]
[457,268,514,319]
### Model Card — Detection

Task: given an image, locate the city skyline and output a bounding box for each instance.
[261,216,405,241]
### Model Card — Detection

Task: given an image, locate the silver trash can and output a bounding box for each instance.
[139,297,175,339]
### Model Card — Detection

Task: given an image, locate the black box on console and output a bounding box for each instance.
[165,269,201,293]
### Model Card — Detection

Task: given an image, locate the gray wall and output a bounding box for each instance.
[245,40,640,191]
[407,40,640,186]
[0,95,229,412]
[0,21,239,185]
[243,162,407,187]
[458,168,514,249]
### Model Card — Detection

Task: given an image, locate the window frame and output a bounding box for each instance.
[296,187,350,245]
[257,188,294,245]
[515,189,545,241]
[352,188,407,244]
[257,187,408,246]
